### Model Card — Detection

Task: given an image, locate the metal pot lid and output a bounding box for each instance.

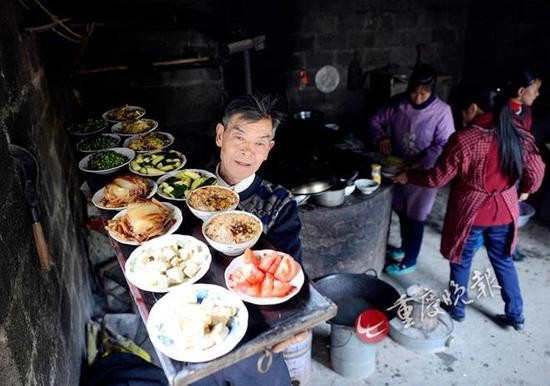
[315,65,340,93]
[291,179,333,195]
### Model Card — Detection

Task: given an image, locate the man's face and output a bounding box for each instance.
[518,79,542,106]
[216,114,275,185]
[409,85,432,106]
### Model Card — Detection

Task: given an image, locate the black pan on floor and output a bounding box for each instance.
[313,269,401,326]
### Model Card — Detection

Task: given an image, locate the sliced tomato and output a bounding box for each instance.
[258,252,278,272]
[245,265,265,285]
[243,248,260,266]
[245,283,261,297]
[260,274,275,297]
[274,254,300,282]
[228,268,248,288]
[272,279,294,297]
[267,255,283,275]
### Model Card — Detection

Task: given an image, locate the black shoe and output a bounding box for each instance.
[495,314,524,331]
[513,250,527,262]
[440,302,465,322]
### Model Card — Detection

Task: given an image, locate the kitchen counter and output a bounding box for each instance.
[299,181,393,278]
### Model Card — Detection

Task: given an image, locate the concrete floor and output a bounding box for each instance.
[308,188,550,386]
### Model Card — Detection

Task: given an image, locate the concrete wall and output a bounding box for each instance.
[285,0,469,122]
[0,1,93,385]
[462,0,550,223]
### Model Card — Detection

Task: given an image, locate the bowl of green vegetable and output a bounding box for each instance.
[129,149,187,177]
[79,148,135,174]
[77,134,121,153]
[157,169,217,201]
[67,118,108,136]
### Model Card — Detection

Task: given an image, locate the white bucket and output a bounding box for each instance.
[330,323,377,378]
[283,330,313,386]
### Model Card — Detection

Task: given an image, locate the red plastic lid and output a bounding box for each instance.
[354,309,389,343]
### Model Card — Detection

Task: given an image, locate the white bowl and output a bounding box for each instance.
[67,118,109,136]
[129,149,187,177]
[355,178,379,195]
[202,211,263,256]
[102,105,146,123]
[78,148,135,174]
[111,119,158,136]
[76,133,121,153]
[92,178,157,211]
[157,169,217,201]
[186,186,239,221]
[123,132,174,153]
[344,184,356,196]
[125,234,212,292]
[107,202,183,245]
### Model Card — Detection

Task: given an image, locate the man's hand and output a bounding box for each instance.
[271,331,309,354]
[392,172,408,184]
[379,139,392,155]
[519,192,529,201]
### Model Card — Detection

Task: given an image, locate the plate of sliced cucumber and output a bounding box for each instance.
[157,169,217,200]
[129,149,187,177]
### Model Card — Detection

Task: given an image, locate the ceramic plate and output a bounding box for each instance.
[156,169,217,201]
[92,178,157,211]
[107,202,183,245]
[129,150,187,178]
[78,148,135,175]
[76,134,121,153]
[111,119,159,136]
[125,234,212,292]
[123,132,175,153]
[224,249,305,305]
[102,105,146,123]
[147,284,248,362]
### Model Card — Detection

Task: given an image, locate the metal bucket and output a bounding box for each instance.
[330,324,377,378]
[283,331,312,386]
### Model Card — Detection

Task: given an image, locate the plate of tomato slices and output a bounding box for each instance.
[224,249,304,305]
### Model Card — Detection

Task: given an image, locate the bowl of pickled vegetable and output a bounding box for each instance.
[79,148,135,174]
[67,118,108,136]
[77,134,121,153]
[157,169,217,201]
[129,149,187,177]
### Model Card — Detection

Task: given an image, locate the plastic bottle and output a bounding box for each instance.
[371,164,382,185]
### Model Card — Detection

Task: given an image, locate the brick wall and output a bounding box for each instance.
[285,0,469,122]
[0,1,92,385]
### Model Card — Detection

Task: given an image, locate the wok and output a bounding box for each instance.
[291,179,334,195]
[314,269,401,326]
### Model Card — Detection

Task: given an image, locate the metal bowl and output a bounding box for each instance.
[291,179,333,195]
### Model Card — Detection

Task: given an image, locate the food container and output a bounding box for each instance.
[78,147,135,175]
[202,211,263,256]
[355,179,379,195]
[186,186,239,221]
[313,186,346,207]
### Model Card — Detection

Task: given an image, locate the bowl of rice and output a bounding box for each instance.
[201,211,263,256]
[186,185,239,221]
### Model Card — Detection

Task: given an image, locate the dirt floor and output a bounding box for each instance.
[308,187,550,386]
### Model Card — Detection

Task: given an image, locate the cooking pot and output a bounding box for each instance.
[313,185,345,207]
[291,179,334,195]
[314,270,401,325]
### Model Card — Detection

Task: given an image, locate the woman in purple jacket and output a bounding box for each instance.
[369,64,455,276]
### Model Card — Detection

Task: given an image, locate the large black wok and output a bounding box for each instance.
[314,270,401,326]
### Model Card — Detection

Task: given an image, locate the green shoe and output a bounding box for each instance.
[387,248,405,262]
[385,263,416,277]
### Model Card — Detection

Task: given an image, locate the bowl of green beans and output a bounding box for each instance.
[79,148,135,174]
[77,134,121,153]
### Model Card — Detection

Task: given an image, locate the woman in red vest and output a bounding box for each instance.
[393,84,545,330]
